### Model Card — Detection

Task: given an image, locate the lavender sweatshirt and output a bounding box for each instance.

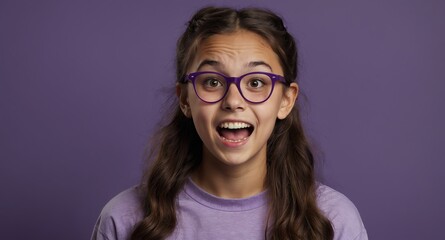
[92,179,367,240]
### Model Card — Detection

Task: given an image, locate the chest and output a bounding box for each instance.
[167,200,268,240]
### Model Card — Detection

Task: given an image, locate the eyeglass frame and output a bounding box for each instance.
[182,71,288,104]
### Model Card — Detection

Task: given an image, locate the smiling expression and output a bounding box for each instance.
[178,30,298,168]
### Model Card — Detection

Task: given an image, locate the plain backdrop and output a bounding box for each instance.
[1,0,444,239]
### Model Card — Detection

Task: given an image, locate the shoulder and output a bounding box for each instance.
[316,184,368,240]
[91,186,145,240]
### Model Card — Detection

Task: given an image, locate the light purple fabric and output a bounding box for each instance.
[92,179,367,240]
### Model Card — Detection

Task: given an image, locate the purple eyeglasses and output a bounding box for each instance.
[183,71,287,104]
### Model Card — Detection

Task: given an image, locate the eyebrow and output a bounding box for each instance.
[197,59,273,72]
[248,61,273,71]
[197,59,220,70]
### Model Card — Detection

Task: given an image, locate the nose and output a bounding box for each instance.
[221,84,246,111]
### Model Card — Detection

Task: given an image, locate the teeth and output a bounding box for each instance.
[219,122,251,129]
[221,136,249,142]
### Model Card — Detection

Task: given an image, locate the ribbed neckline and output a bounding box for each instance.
[183,178,268,212]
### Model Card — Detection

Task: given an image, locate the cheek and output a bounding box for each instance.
[259,110,279,130]
[187,94,215,131]
[255,96,283,129]
[186,85,196,104]
[187,88,202,115]
[254,104,280,126]
[265,95,284,117]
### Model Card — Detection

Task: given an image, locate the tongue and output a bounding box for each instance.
[219,128,250,140]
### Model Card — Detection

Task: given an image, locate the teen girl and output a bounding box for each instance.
[92,6,368,240]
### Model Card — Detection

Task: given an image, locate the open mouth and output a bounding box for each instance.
[217,122,254,143]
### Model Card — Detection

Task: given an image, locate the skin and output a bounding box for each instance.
[177,30,298,198]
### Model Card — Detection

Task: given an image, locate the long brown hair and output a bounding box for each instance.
[131,7,333,240]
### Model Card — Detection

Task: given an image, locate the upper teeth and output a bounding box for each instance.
[219,122,251,129]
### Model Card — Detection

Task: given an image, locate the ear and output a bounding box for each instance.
[277,82,298,119]
[176,83,191,118]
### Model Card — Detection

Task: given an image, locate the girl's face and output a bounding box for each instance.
[178,30,298,168]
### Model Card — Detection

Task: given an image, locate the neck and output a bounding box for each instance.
[191,150,267,199]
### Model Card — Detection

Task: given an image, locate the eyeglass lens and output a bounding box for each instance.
[194,72,274,103]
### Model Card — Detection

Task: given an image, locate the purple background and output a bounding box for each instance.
[1,0,444,239]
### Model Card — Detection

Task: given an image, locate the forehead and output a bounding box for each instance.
[190,30,282,73]
[200,30,272,52]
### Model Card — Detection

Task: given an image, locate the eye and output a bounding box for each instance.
[247,78,265,88]
[203,78,223,88]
